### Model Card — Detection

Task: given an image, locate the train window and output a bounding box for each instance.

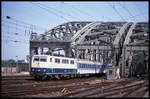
[96,65,98,68]
[62,59,69,64]
[66,60,69,64]
[86,64,88,68]
[34,58,39,62]
[55,58,60,63]
[40,58,47,62]
[62,59,65,64]
[93,65,95,68]
[82,64,84,68]
[91,65,92,68]
[99,65,101,68]
[50,58,52,62]
[80,64,82,68]
[109,70,113,75]
[70,60,74,64]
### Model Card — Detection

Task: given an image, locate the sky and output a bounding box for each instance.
[1,1,149,61]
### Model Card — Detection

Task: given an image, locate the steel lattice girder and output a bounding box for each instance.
[32,21,91,41]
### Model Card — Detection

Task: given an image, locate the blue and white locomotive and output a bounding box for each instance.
[30,55,107,80]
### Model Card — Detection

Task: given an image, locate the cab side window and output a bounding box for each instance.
[55,58,60,63]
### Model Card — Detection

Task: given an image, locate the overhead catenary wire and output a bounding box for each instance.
[2,31,30,39]
[118,3,136,22]
[2,18,46,31]
[124,11,148,21]
[61,2,97,21]
[2,21,43,37]
[30,2,69,22]
[2,33,29,43]
[2,37,29,44]
[35,2,82,21]
[134,3,148,19]
[2,23,32,37]
[3,16,46,31]
[108,3,126,21]
[2,20,31,29]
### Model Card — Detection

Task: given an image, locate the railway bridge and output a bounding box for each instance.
[30,21,148,77]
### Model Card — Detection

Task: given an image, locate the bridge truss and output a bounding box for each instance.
[30,21,148,77]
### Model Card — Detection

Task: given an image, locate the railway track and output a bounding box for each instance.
[55,78,148,98]
[1,75,149,98]
[2,76,105,97]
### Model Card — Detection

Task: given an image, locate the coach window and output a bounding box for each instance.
[62,59,66,64]
[55,58,60,63]
[99,65,101,68]
[66,60,69,64]
[92,65,94,68]
[70,60,74,64]
[80,64,82,68]
[62,59,69,64]
[83,64,85,68]
[85,64,87,68]
[81,64,83,68]
[82,64,84,68]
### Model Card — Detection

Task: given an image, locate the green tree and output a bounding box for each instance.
[2,59,15,67]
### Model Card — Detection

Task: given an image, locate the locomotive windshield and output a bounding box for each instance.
[34,57,39,62]
[33,56,47,62]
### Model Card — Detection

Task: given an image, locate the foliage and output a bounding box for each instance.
[1,59,15,67]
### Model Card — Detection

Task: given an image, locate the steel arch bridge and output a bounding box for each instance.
[30,21,148,77]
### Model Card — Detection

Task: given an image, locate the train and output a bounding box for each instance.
[30,55,108,80]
